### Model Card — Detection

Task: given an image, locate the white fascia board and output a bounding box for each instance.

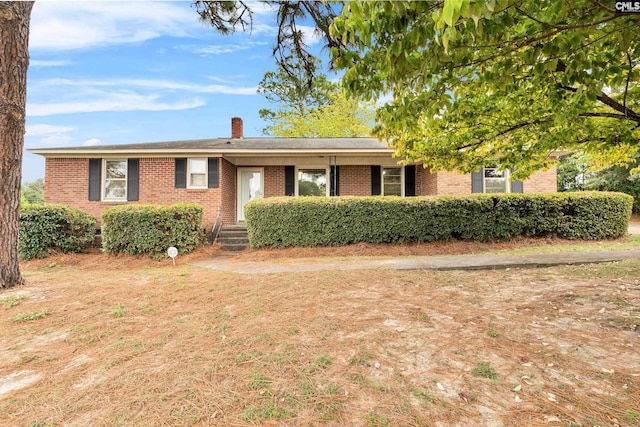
[27,148,394,158]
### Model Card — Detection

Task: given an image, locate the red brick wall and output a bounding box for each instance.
[422,168,558,195]
[45,157,223,229]
[420,167,437,195]
[434,170,472,195]
[264,166,284,198]
[339,165,371,196]
[523,165,557,193]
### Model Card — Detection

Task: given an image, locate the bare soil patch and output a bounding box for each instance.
[1,248,639,426]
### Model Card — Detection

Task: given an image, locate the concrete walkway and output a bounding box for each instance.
[191,249,640,274]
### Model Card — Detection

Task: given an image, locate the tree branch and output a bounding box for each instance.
[579,112,640,122]
[559,84,640,122]
[492,118,555,138]
[624,50,632,114]
[587,0,616,13]
[457,107,640,153]
[514,6,618,31]
[454,117,554,151]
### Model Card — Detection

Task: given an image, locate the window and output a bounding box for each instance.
[297,168,327,196]
[188,158,207,188]
[103,159,127,201]
[382,167,403,196]
[483,167,510,193]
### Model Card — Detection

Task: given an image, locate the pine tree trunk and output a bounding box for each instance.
[0,2,33,289]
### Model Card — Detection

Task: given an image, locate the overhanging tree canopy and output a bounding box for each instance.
[330,1,640,178]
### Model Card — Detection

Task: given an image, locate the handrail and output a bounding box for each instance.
[211,208,222,243]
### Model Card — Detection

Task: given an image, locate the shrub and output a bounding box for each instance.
[101,204,204,255]
[244,192,633,248]
[19,204,97,260]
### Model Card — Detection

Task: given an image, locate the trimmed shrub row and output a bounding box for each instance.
[19,204,97,260]
[244,192,633,248]
[101,203,204,255]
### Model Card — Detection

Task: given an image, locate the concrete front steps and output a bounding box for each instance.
[216,224,249,251]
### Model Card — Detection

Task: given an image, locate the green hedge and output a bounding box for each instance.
[244,192,633,248]
[101,204,204,255]
[19,204,97,260]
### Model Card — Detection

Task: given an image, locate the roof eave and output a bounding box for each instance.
[27,148,395,158]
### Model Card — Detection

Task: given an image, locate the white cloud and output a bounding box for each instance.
[25,124,76,136]
[32,77,258,96]
[30,59,72,67]
[30,2,198,51]
[178,40,269,56]
[41,134,73,145]
[298,25,323,45]
[83,138,102,146]
[28,91,206,117]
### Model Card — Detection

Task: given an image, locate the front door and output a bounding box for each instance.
[237,168,264,222]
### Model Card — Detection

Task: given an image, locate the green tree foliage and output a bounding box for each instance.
[330,1,640,179]
[557,154,590,192]
[21,178,44,204]
[258,60,336,118]
[586,160,640,213]
[264,90,373,137]
[258,60,373,137]
[559,153,640,213]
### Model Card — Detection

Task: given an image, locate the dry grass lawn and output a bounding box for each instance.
[1,242,640,426]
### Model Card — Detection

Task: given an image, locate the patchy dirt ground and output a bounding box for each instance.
[1,241,639,427]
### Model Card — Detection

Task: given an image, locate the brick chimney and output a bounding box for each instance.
[231,117,243,138]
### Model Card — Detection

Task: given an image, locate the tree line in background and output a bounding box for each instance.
[21,178,44,205]
[558,154,640,213]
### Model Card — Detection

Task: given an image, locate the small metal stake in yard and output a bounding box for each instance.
[167,246,178,266]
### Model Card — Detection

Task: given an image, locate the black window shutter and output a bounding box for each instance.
[175,158,186,188]
[208,158,219,188]
[330,165,340,196]
[127,159,139,201]
[371,166,381,195]
[471,169,484,193]
[404,165,416,196]
[512,179,524,193]
[88,158,101,201]
[285,166,295,196]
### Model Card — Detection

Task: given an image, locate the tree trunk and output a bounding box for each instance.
[0,2,33,289]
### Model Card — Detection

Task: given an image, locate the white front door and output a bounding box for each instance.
[237,168,264,222]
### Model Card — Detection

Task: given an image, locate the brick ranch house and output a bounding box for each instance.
[29,117,557,230]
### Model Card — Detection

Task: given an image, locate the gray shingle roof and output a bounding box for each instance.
[29,137,393,155]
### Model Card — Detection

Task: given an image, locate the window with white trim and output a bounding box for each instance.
[188,158,207,188]
[483,167,510,193]
[382,167,403,196]
[103,159,127,201]
[297,168,328,196]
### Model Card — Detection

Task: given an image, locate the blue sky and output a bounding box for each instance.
[23,1,328,183]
